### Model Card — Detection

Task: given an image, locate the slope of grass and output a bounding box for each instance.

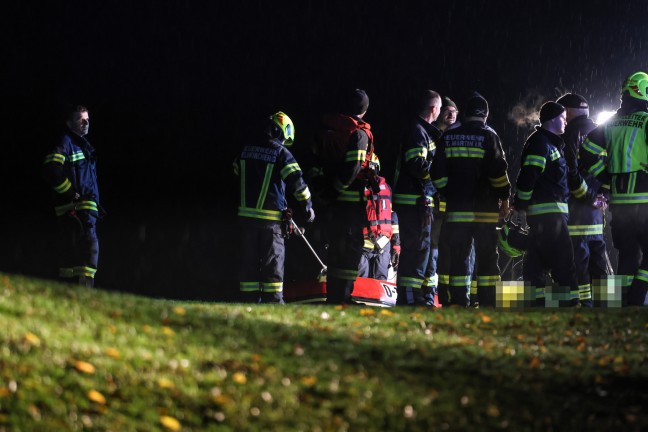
[0,272,646,431]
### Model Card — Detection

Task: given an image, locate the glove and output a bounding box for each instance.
[499,198,510,221]
[304,207,315,223]
[390,244,401,270]
[417,197,434,227]
[516,209,528,229]
[593,194,608,210]
[281,209,294,239]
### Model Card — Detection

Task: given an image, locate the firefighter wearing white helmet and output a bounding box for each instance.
[579,71,648,306]
[235,111,315,304]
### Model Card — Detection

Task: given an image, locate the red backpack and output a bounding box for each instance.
[314,113,374,171]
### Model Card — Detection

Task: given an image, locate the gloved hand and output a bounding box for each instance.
[390,244,401,270]
[499,198,510,221]
[593,194,608,210]
[281,209,294,239]
[516,209,528,229]
[304,207,315,223]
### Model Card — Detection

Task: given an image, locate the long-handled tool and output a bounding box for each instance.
[290,219,327,277]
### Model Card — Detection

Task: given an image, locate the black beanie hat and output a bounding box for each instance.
[342,89,369,116]
[556,93,588,109]
[442,96,457,110]
[539,101,565,123]
[465,92,489,118]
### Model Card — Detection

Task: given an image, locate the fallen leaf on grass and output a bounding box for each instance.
[529,357,541,369]
[479,314,492,323]
[360,309,376,316]
[87,390,106,405]
[160,415,181,431]
[173,306,186,316]
[300,376,317,387]
[105,348,120,359]
[0,388,9,398]
[232,372,247,384]
[23,332,41,346]
[74,361,96,374]
[380,309,394,316]
[157,378,175,389]
[162,326,175,336]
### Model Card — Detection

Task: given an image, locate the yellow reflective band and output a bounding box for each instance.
[44,153,66,164]
[237,207,282,221]
[581,138,606,156]
[294,187,311,202]
[523,155,546,171]
[240,282,260,292]
[449,275,471,286]
[70,152,85,162]
[477,275,500,285]
[261,282,283,292]
[337,190,363,202]
[438,274,450,285]
[54,200,98,216]
[474,212,499,223]
[59,267,75,278]
[446,147,485,158]
[527,202,568,215]
[54,178,72,194]
[256,163,275,209]
[74,266,97,277]
[517,188,533,201]
[549,149,561,161]
[433,177,448,189]
[571,179,588,199]
[397,276,425,288]
[280,163,300,180]
[328,268,358,281]
[345,149,366,162]
[568,224,603,236]
[405,147,427,162]
[489,174,510,188]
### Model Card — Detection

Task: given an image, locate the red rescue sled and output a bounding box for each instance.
[284,277,398,307]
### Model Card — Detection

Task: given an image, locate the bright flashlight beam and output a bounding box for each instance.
[596,111,616,125]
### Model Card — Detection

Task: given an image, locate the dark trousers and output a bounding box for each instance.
[571,235,609,307]
[610,204,648,306]
[395,205,432,305]
[523,213,578,306]
[58,211,99,285]
[239,218,285,303]
[437,222,500,307]
[326,202,366,304]
[358,245,391,280]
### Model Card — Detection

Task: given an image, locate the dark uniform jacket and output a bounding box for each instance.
[432,120,510,222]
[237,137,312,222]
[43,130,100,217]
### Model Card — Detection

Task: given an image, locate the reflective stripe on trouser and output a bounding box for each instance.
[609,204,648,306]
[523,212,578,307]
[238,219,285,303]
[571,235,608,306]
[395,205,431,305]
[327,202,366,304]
[57,211,99,284]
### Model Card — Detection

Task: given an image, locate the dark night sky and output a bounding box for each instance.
[3,1,648,299]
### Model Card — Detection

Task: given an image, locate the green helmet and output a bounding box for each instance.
[622,71,648,101]
[497,221,529,258]
[270,111,295,146]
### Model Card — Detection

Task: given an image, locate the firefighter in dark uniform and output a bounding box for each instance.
[432,92,511,307]
[236,112,315,304]
[43,105,102,288]
[579,71,648,306]
[556,93,610,307]
[319,89,374,304]
[393,90,442,305]
[514,102,583,307]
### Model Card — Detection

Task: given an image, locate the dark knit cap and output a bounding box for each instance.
[465,92,489,118]
[342,89,369,116]
[539,101,565,123]
[556,93,589,109]
[442,96,458,110]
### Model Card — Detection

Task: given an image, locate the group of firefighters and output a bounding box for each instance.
[235,71,648,308]
[41,72,648,309]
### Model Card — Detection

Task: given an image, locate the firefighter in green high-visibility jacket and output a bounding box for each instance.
[579,71,648,306]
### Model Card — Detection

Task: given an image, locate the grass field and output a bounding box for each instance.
[0,273,646,431]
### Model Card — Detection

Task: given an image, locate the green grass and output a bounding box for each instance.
[0,273,646,432]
